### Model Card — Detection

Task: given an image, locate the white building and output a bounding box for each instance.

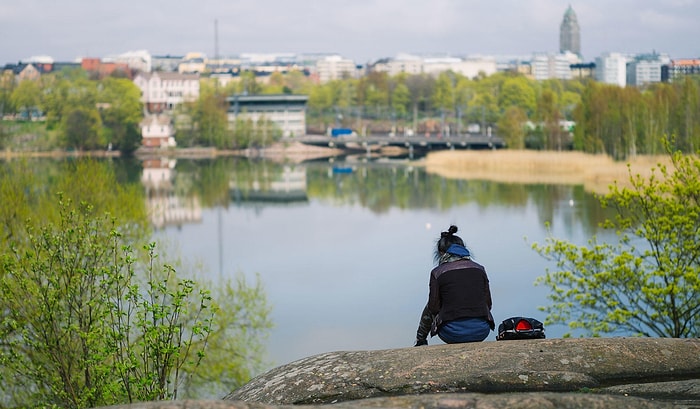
[595,52,628,87]
[454,57,497,78]
[372,53,496,78]
[105,50,152,73]
[372,53,424,76]
[626,53,671,87]
[178,52,207,74]
[133,71,200,113]
[531,52,579,80]
[239,52,297,65]
[25,55,54,64]
[226,94,309,138]
[315,55,358,82]
[140,115,176,148]
[666,59,700,82]
[423,56,497,78]
[152,55,184,72]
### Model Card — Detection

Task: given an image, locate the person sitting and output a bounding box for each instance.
[415,225,495,346]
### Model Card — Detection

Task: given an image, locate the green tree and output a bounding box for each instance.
[191,83,230,148]
[185,274,272,398]
[43,77,98,130]
[432,72,456,113]
[391,82,411,118]
[0,71,15,115]
[62,106,104,150]
[98,77,144,152]
[643,83,673,155]
[405,73,436,126]
[262,71,286,94]
[536,89,565,150]
[0,200,215,407]
[358,72,389,117]
[533,144,700,338]
[0,160,272,407]
[469,91,499,132]
[497,106,528,149]
[306,80,340,131]
[676,77,700,152]
[283,70,314,94]
[238,71,261,95]
[41,77,71,128]
[10,79,42,118]
[334,79,358,111]
[498,76,536,116]
[0,161,39,246]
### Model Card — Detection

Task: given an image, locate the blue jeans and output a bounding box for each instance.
[438,317,491,343]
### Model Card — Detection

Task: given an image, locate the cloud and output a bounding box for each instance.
[638,8,692,30]
[1,0,699,64]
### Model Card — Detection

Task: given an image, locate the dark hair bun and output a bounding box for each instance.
[441,225,458,237]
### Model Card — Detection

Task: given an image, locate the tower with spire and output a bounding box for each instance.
[560,5,581,57]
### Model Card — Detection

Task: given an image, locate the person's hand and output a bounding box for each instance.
[414,339,428,346]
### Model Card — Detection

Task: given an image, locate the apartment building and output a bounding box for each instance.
[423,56,497,78]
[663,59,700,82]
[178,52,207,74]
[133,71,200,113]
[626,53,670,86]
[595,52,628,87]
[140,114,175,148]
[531,52,578,80]
[226,94,308,138]
[315,55,358,82]
[105,50,151,73]
[371,53,424,76]
[152,55,184,72]
[371,53,496,79]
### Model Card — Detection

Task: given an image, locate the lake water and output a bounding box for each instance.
[143,155,613,373]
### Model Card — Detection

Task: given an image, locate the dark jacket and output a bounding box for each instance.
[428,258,494,336]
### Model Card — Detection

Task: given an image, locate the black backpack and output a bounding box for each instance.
[496,316,546,340]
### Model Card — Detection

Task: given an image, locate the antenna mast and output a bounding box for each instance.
[214,19,220,69]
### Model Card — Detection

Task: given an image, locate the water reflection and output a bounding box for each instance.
[231,165,308,204]
[142,158,202,229]
[140,156,614,372]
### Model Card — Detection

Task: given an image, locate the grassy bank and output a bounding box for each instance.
[422,150,674,194]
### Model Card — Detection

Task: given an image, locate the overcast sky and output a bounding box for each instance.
[2,0,699,65]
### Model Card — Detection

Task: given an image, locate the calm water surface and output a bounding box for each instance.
[144,156,612,373]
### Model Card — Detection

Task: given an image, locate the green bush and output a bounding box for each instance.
[533,141,700,337]
[0,191,272,407]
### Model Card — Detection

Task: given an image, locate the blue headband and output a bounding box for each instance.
[446,244,470,257]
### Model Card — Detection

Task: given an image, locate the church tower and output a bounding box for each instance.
[560,5,581,56]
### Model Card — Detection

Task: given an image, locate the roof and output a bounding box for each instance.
[135,71,200,81]
[672,59,700,66]
[140,114,173,127]
[226,94,309,103]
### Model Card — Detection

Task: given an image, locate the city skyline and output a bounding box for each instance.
[1,0,699,65]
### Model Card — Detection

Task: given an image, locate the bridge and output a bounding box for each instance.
[296,133,506,152]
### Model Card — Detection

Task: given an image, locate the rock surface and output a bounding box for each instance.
[225,337,700,407]
[98,338,700,409]
[105,393,683,409]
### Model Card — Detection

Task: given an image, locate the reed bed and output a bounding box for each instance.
[422,150,674,194]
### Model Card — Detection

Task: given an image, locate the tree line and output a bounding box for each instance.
[1,67,699,159]
[1,68,143,152]
[302,71,700,159]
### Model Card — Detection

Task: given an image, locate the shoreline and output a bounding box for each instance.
[421,149,674,194]
[2,148,122,160]
[3,145,676,194]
